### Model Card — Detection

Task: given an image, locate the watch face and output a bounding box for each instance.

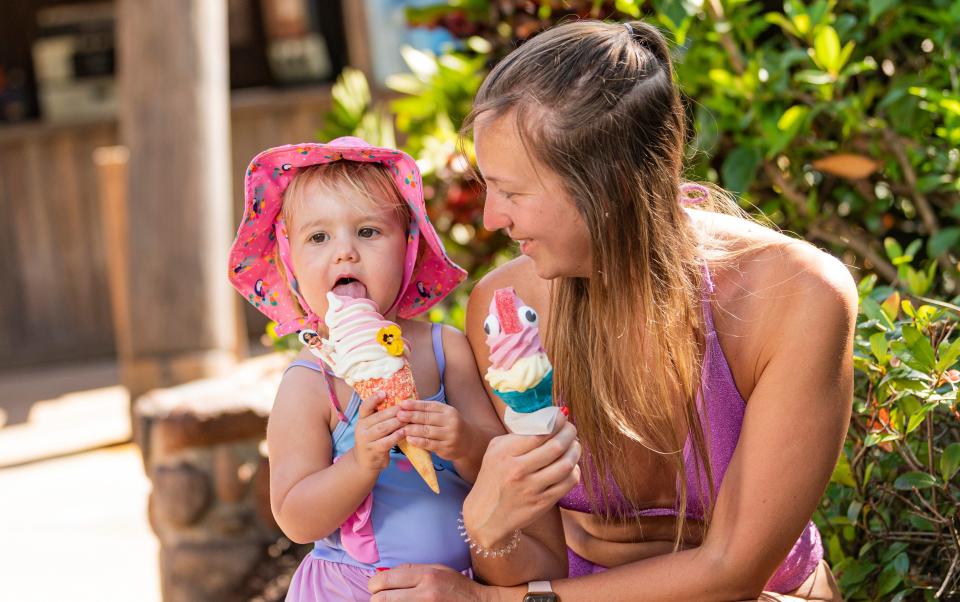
[523,595,557,602]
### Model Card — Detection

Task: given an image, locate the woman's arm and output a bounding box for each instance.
[268,367,405,543]
[463,261,573,584]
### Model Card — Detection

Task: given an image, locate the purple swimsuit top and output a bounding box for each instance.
[557,265,823,593]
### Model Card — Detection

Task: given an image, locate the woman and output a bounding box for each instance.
[371,20,853,601]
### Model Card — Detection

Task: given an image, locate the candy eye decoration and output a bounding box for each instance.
[518,306,538,326]
[484,315,501,336]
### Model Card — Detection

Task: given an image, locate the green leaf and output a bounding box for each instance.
[858,274,878,296]
[905,239,923,260]
[937,337,960,372]
[839,559,877,588]
[827,533,847,563]
[777,105,809,132]
[893,551,909,575]
[941,443,960,482]
[615,0,642,18]
[884,237,904,260]
[652,0,690,32]
[721,146,762,194]
[846,500,863,524]
[831,453,857,488]
[928,227,960,259]
[893,471,938,490]
[905,411,926,434]
[869,0,898,23]
[400,46,438,81]
[869,332,889,363]
[860,297,894,330]
[877,565,903,596]
[901,326,937,372]
[897,394,922,417]
[765,12,800,37]
[813,26,841,74]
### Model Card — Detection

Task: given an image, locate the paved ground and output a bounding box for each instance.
[0,360,131,468]
[0,360,160,601]
[0,443,161,601]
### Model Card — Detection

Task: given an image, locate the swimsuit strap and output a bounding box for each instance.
[700,262,717,335]
[284,359,348,423]
[431,323,446,380]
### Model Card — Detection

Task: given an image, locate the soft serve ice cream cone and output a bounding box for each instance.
[483,288,560,435]
[310,291,439,494]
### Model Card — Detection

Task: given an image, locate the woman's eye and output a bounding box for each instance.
[517,306,538,326]
[358,227,379,238]
[483,315,501,336]
[310,232,328,243]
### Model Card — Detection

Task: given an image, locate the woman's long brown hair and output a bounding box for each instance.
[463,20,748,547]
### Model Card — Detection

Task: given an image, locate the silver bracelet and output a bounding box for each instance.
[457,513,521,559]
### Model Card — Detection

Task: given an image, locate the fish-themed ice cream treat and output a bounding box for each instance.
[483,287,560,435]
[310,291,440,493]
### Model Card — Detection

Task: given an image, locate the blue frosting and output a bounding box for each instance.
[495,369,554,413]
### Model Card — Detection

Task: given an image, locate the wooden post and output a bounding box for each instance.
[116,0,238,402]
[93,145,133,366]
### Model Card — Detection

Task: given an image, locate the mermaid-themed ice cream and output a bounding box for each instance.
[309,291,440,493]
[483,288,560,435]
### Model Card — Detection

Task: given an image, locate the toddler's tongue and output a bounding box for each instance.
[332,280,368,299]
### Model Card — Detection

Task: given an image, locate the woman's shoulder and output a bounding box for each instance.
[696,210,858,395]
[469,256,550,313]
[694,210,857,312]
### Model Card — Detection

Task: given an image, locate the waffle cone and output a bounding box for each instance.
[353,363,440,494]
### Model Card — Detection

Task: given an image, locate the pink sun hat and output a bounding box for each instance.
[228,136,467,336]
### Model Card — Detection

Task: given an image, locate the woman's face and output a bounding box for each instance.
[474,111,592,279]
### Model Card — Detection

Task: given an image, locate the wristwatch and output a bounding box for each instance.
[522,580,559,602]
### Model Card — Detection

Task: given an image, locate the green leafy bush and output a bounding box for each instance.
[824,268,958,600]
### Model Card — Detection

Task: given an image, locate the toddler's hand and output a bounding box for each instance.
[397,399,476,462]
[353,391,406,473]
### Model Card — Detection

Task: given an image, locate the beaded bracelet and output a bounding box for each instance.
[457,513,522,559]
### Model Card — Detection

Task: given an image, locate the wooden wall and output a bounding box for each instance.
[0,85,335,370]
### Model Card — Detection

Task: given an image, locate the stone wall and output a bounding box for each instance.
[135,353,287,602]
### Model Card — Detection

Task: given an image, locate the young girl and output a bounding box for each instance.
[228,137,504,601]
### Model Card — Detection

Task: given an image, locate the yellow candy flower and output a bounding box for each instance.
[377,325,404,356]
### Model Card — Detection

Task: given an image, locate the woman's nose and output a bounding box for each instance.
[482,193,510,232]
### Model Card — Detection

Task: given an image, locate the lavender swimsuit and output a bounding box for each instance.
[558,267,823,593]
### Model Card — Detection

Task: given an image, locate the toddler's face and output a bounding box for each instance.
[287,181,408,323]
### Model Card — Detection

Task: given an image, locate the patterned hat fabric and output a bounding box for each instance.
[228,137,467,336]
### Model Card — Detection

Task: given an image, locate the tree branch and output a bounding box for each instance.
[883,129,940,236]
[704,0,745,74]
[763,162,901,281]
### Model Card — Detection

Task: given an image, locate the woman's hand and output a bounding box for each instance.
[353,391,407,473]
[463,413,581,548]
[397,399,480,462]
[368,564,499,602]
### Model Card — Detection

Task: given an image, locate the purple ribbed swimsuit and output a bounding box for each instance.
[558,266,823,593]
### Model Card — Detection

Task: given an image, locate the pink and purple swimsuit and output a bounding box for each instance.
[558,267,823,593]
